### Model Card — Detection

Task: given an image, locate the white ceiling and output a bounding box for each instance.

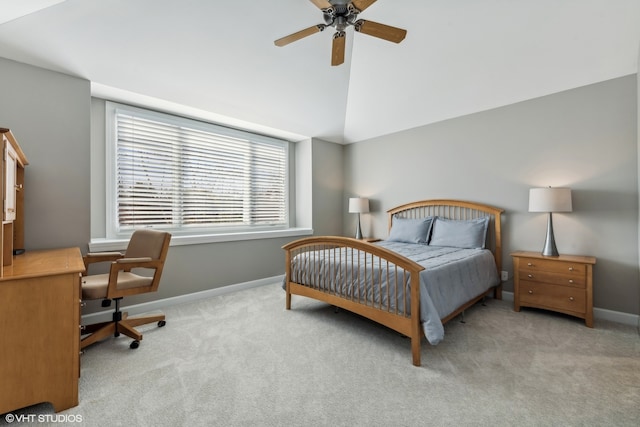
[0,0,639,144]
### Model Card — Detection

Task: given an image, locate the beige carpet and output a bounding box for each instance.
[2,283,639,426]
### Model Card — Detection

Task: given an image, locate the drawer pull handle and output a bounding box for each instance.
[528,290,533,294]
[568,279,574,284]
[569,296,574,301]
[527,262,533,267]
[527,274,534,278]
[568,267,574,271]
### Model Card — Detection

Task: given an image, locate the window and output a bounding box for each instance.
[106,102,289,238]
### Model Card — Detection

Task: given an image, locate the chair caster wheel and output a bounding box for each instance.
[158,320,166,327]
[130,340,140,349]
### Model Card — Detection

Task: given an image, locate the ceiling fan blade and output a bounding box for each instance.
[355,19,407,43]
[331,31,346,66]
[351,0,377,12]
[274,25,325,47]
[310,0,334,10]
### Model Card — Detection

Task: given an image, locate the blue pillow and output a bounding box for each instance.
[387,216,434,244]
[428,217,489,249]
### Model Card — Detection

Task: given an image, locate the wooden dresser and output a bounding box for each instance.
[0,247,85,414]
[511,251,596,327]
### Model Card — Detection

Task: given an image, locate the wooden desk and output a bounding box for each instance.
[0,247,85,414]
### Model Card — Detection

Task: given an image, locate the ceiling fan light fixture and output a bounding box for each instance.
[323,13,335,26]
[275,0,406,66]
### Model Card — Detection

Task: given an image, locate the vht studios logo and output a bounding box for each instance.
[4,413,83,423]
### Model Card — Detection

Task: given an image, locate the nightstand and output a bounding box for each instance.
[511,251,596,327]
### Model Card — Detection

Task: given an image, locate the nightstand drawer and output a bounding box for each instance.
[519,257,586,276]
[519,280,586,313]
[518,270,585,288]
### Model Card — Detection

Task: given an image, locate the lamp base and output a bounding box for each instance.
[355,214,363,239]
[541,212,559,257]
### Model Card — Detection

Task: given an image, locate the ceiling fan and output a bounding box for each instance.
[274,0,407,66]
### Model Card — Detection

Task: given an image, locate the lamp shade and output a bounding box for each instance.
[528,187,572,213]
[348,197,369,213]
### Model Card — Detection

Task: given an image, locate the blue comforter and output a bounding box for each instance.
[376,241,499,344]
[288,241,499,345]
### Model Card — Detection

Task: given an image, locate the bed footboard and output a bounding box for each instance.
[282,236,425,366]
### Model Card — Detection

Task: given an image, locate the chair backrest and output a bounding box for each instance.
[125,229,171,260]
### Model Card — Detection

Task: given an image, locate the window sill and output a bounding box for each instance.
[88,228,313,252]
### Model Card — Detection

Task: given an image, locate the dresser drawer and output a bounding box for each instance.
[519,257,586,276]
[518,269,585,288]
[519,280,586,314]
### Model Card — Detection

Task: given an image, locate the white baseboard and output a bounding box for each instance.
[501,291,639,327]
[81,275,284,324]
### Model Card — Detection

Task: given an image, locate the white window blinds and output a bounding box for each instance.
[112,106,288,234]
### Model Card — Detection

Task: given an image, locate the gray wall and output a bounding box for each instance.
[0,57,90,251]
[0,57,343,317]
[343,75,639,316]
[0,58,299,315]
[310,137,344,235]
[2,55,638,318]
[87,104,343,311]
[88,98,304,311]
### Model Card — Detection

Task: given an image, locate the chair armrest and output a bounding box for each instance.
[84,252,124,261]
[86,251,124,257]
[83,252,124,271]
[116,257,153,264]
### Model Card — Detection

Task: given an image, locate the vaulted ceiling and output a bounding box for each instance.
[0,0,639,144]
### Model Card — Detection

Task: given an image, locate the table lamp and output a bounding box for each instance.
[528,187,572,256]
[348,197,369,239]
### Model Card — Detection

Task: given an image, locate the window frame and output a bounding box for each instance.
[104,101,292,241]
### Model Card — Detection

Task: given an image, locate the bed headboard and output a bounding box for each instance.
[387,199,504,273]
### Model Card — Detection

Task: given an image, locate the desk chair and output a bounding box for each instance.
[81,229,171,349]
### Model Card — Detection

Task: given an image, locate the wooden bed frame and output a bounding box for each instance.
[282,199,504,366]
